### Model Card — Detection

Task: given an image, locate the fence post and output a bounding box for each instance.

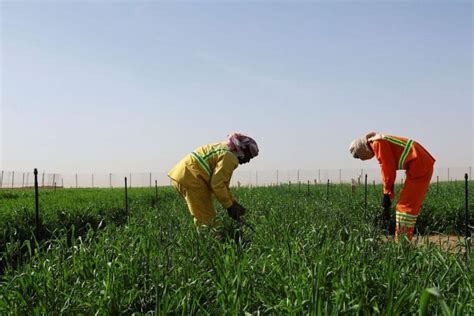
[465,173,470,256]
[307,180,310,196]
[75,173,78,188]
[298,181,301,193]
[364,174,368,217]
[448,168,450,182]
[437,176,439,194]
[326,179,330,201]
[12,171,15,188]
[155,180,158,202]
[22,173,25,188]
[125,177,129,214]
[34,168,40,239]
[339,169,342,184]
[276,170,279,185]
[61,178,64,188]
[318,169,321,184]
[129,173,132,188]
[42,171,45,187]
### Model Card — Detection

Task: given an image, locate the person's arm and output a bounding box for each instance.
[371,140,397,199]
[210,154,238,208]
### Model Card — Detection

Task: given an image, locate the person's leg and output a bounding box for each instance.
[185,187,217,226]
[395,168,433,241]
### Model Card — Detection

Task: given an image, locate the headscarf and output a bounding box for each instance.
[349,132,377,160]
[226,133,259,159]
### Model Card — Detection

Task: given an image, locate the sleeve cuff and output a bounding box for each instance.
[222,199,233,209]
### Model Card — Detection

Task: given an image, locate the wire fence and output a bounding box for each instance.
[0,166,471,189]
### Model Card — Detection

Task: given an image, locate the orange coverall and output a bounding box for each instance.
[168,143,239,226]
[370,135,435,240]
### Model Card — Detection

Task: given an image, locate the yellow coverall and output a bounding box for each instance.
[168,143,239,226]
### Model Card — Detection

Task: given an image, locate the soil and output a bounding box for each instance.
[382,235,472,254]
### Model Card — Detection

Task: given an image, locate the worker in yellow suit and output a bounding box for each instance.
[349,132,435,241]
[168,133,259,226]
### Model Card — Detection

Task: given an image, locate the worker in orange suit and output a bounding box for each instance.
[349,132,435,241]
[168,133,259,227]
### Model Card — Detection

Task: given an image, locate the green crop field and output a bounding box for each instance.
[0,182,472,314]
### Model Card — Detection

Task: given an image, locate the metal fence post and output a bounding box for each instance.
[364,174,368,217]
[34,169,40,238]
[125,177,129,214]
[465,173,470,256]
[326,179,330,200]
[437,176,439,194]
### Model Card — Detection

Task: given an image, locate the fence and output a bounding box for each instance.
[0,167,471,189]
[230,167,472,187]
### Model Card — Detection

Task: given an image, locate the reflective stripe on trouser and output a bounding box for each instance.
[395,168,433,241]
[171,179,216,226]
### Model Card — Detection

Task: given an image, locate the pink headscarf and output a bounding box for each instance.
[226,133,259,159]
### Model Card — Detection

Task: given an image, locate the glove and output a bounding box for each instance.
[227,202,246,221]
[382,194,391,215]
[382,194,391,209]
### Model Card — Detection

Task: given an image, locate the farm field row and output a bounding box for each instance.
[0,182,472,314]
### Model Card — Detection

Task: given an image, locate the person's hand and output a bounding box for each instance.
[382,194,391,210]
[227,202,246,221]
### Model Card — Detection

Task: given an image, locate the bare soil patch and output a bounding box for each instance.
[382,234,471,254]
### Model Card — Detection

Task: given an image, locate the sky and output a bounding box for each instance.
[1,0,473,177]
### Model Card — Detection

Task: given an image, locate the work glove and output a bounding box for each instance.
[227,202,246,221]
[382,194,392,221]
[382,194,391,210]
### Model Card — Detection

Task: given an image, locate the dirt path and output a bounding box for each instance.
[382,235,472,254]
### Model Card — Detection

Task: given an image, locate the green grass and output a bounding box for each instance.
[0,183,472,314]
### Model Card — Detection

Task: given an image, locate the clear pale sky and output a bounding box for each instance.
[1,0,473,175]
